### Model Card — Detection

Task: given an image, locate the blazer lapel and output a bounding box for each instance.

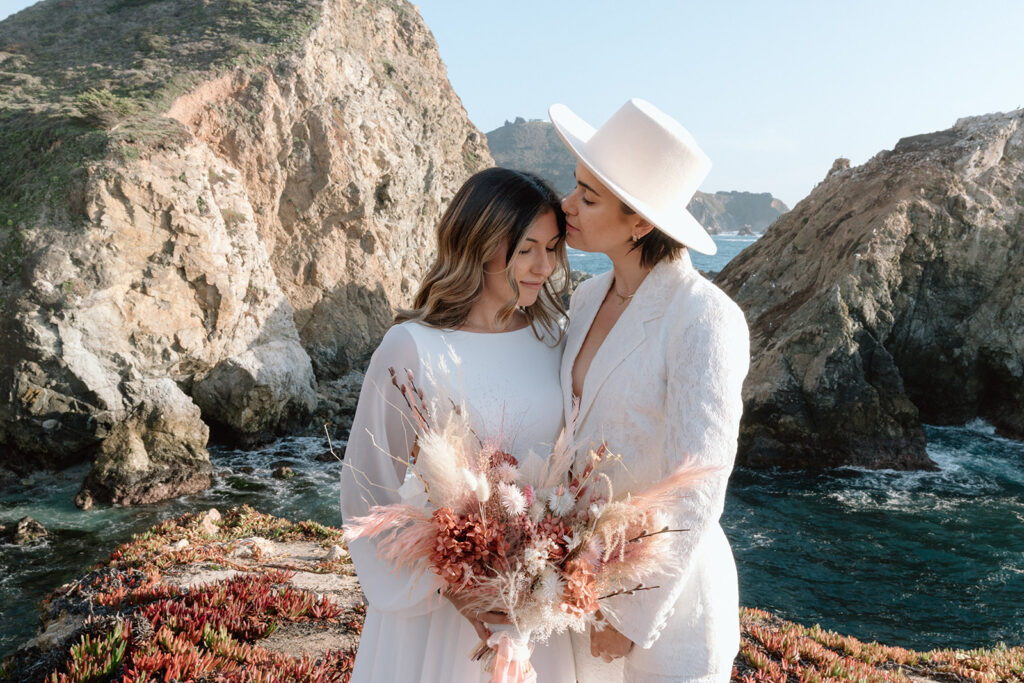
[574,259,678,430]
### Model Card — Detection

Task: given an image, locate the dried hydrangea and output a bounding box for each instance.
[561,558,600,617]
[431,507,509,589]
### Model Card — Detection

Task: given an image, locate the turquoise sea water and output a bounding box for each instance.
[568,232,756,276]
[2,232,1022,656]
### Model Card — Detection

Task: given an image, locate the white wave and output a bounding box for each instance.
[742,532,775,548]
[822,487,966,514]
[959,418,999,435]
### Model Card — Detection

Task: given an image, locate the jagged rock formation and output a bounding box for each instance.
[0,0,491,504]
[486,118,788,232]
[717,110,1024,470]
[688,191,789,234]
[487,117,580,197]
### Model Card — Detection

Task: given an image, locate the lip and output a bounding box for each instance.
[519,281,544,289]
[566,222,580,233]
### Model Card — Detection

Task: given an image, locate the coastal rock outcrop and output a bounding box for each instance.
[0,516,48,544]
[486,118,788,232]
[80,378,211,506]
[717,109,1024,469]
[0,0,491,504]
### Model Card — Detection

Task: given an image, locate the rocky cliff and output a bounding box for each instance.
[717,110,1024,470]
[689,191,790,234]
[0,0,491,504]
[486,118,788,232]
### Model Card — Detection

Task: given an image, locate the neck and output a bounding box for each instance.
[608,248,651,301]
[462,294,524,333]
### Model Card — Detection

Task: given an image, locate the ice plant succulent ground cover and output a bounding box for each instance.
[735,608,1024,683]
[3,506,1019,682]
[344,366,721,680]
[0,506,365,683]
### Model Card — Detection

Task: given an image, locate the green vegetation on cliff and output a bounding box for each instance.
[0,0,321,287]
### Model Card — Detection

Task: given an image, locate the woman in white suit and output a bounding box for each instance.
[549,99,751,683]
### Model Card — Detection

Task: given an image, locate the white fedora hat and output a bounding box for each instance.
[549,98,717,255]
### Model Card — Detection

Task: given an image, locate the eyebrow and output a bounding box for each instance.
[577,178,601,196]
[523,236,561,244]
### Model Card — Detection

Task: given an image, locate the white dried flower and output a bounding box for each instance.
[528,500,547,523]
[460,468,490,503]
[476,475,491,503]
[497,482,527,516]
[524,541,550,575]
[536,568,564,601]
[461,468,479,492]
[548,485,574,517]
[493,462,519,483]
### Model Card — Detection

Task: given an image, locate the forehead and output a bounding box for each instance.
[525,209,560,241]
[574,162,611,195]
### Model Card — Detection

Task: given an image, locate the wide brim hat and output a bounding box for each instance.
[549,98,717,255]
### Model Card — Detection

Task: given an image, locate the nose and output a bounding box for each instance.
[561,188,579,215]
[536,249,555,278]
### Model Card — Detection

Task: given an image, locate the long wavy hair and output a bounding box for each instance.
[395,168,569,340]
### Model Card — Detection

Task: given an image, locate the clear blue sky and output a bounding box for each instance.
[4,0,1023,206]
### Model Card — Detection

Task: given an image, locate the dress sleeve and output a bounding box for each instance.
[340,324,445,615]
[602,296,750,649]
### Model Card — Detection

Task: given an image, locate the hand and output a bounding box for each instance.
[443,592,511,642]
[590,621,634,663]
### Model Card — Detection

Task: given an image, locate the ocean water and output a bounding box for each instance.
[567,231,758,276]
[724,421,1024,650]
[3,232,1022,656]
[4,424,1020,656]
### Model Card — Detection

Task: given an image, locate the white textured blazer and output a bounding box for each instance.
[562,252,750,683]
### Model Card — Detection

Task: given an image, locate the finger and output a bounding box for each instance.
[469,618,490,642]
[478,611,511,625]
[601,654,613,664]
[591,641,601,658]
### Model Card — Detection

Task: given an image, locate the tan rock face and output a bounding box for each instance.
[717,109,1024,469]
[0,0,492,504]
[169,0,492,377]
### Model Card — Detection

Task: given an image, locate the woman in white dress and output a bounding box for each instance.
[549,99,751,683]
[340,168,577,682]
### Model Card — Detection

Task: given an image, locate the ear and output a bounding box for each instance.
[631,217,655,240]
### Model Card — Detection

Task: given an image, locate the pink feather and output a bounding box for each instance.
[541,398,580,489]
[344,504,437,572]
[376,522,438,567]
[344,504,429,541]
[628,462,722,512]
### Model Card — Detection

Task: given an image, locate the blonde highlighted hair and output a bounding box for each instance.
[395,168,569,340]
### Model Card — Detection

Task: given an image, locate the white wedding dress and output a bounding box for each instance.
[340,320,576,683]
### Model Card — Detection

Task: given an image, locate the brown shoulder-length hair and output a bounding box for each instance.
[395,168,569,340]
[621,201,686,268]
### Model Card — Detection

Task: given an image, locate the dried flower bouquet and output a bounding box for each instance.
[344,361,716,683]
